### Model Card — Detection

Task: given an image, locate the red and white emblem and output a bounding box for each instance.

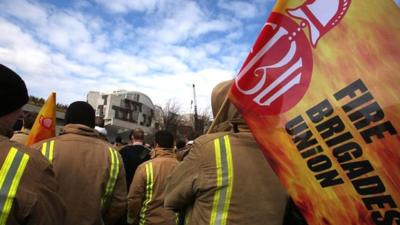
[288,0,351,47]
[231,0,352,115]
[39,115,53,129]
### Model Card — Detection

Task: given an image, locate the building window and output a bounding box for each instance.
[102,95,108,105]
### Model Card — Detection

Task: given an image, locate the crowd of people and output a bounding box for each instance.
[0,63,307,225]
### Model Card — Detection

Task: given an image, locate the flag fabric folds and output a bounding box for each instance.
[229,1,400,224]
[26,92,56,146]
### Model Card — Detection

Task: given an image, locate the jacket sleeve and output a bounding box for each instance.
[27,162,66,225]
[103,153,127,225]
[127,163,147,224]
[164,143,201,211]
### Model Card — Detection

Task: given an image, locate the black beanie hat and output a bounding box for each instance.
[65,101,95,128]
[0,64,29,117]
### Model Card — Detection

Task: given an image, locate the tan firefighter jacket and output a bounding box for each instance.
[164,80,287,225]
[0,124,66,224]
[127,147,178,225]
[10,128,30,145]
[32,124,127,225]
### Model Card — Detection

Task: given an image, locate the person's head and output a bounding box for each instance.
[0,64,29,132]
[210,80,243,132]
[129,128,144,142]
[115,136,122,144]
[64,101,95,128]
[95,116,105,127]
[176,139,187,149]
[23,112,37,129]
[155,130,174,148]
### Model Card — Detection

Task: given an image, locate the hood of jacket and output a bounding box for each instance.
[211,80,247,133]
[60,124,100,138]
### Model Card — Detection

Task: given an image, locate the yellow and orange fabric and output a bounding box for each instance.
[230,1,400,224]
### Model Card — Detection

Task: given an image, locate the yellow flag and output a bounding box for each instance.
[26,92,56,146]
[229,0,400,224]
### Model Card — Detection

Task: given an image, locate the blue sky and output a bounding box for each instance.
[0,0,276,113]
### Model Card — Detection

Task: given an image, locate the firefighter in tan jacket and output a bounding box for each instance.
[164,80,287,225]
[10,112,36,145]
[127,130,178,225]
[0,64,66,224]
[33,101,127,225]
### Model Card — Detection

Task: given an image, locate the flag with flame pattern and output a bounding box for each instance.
[229,0,400,224]
[26,92,56,146]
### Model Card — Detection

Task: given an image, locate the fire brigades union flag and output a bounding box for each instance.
[229,0,400,224]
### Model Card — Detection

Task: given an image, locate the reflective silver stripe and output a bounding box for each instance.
[0,147,30,223]
[102,148,120,207]
[210,135,234,225]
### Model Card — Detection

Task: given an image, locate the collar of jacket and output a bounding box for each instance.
[151,147,175,159]
[132,141,144,145]
[13,128,30,135]
[60,124,100,138]
[0,123,13,138]
[214,120,250,133]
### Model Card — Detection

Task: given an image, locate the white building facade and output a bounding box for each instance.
[87,90,163,142]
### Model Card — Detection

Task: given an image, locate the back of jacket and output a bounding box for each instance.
[119,144,150,189]
[165,130,287,225]
[128,148,178,225]
[164,80,287,225]
[33,124,126,225]
[0,133,65,225]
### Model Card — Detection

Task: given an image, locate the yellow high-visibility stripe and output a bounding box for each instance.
[48,140,55,162]
[209,135,234,225]
[0,147,30,224]
[0,149,17,189]
[102,148,120,207]
[210,139,223,225]
[40,140,55,163]
[185,211,190,225]
[139,162,153,225]
[41,142,47,158]
[221,135,233,225]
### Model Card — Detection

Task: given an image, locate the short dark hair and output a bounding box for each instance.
[95,117,105,127]
[129,128,144,141]
[23,112,37,129]
[176,139,186,149]
[65,101,95,128]
[155,130,174,148]
[115,136,122,143]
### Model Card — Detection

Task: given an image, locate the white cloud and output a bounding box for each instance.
[39,12,92,50]
[0,0,47,25]
[94,0,159,13]
[218,1,258,19]
[136,1,238,44]
[104,53,150,78]
[0,0,271,113]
